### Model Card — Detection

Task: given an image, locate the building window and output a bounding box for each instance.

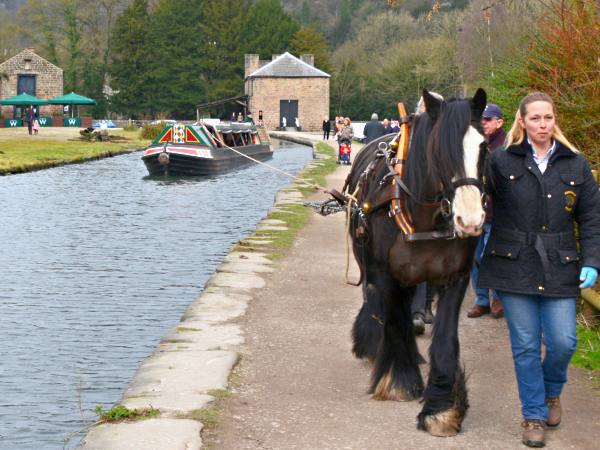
[24,59,32,70]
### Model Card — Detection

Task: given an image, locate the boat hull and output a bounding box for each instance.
[142,143,273,176]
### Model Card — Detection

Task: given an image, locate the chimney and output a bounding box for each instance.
[272,54,281,61]
[245,54,260,78]
[300,54,314,66]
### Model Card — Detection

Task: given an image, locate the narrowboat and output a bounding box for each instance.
[141,122,272,176]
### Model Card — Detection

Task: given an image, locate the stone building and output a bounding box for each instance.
[0,48,63,117]
[244,52,330,132]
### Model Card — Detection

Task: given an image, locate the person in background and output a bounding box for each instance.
[322,115,331,140]
[231,111,237,122]
[389,119,400,133]
[467,103,506,319]
[479,92,600,448]
[339,117,353,142]
[237,112,244,122]
[363,112,385,144]
[258,110,264,126]
[25,105,35,135]
[32,117,40,135]
[382,118,392,134]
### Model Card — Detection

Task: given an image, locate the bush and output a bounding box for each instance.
[122,123,139,132]
[141,122,168,140]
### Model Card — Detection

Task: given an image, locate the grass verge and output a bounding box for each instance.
[572,325,600,371]
[233,141,338,260]
[94,404,160,423]
[0,130,150,174]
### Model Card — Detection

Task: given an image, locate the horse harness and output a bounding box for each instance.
[345,102,482,242]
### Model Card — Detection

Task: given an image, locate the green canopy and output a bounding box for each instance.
[0,92,48,106]
[47,92,97,105]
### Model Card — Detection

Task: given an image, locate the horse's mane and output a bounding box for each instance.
[404,98,474,202]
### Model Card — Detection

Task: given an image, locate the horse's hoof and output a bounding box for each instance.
[372,370,420,402]
[422,408,462,437]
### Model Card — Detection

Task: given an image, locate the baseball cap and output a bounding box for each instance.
[482,103,503,119]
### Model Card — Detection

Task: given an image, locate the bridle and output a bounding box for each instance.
[350,104,485,241]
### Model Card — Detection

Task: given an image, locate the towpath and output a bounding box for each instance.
[204,132,599,450]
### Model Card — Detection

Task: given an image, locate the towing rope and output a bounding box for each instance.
[213,134,326,190]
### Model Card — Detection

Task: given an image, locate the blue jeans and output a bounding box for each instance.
[497,291,577,420]
[471,223,498,307]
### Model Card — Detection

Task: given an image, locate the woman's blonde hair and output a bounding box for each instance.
[505,91,578,153]
[344,117,351,125]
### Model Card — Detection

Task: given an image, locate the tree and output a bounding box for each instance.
[289,25,332,74]
[241,0,299,60]
[528,0,600,167]
[300,0,311,24]
[108,0,152,117]
[145,0,205,118]
[201,0,249,103]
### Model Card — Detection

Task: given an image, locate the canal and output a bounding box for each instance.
[0,139,313,449]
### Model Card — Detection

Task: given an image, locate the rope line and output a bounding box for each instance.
[213,134,326,190]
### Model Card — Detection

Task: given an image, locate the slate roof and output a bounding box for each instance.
[247,52,330,78]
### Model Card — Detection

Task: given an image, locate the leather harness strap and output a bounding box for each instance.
[390,102,416,236]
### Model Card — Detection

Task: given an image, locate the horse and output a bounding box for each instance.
[342,89,487,436]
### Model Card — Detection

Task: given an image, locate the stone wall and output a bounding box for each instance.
[0,48,63,117]
[246,77,329,132]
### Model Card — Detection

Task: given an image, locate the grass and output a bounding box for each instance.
[176,390,230,430]
[94,404,160,423]
[0,129,150,174]
[232,141,338,260]
[572,325,600,371]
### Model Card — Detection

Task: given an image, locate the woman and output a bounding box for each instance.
[479,92,600,448]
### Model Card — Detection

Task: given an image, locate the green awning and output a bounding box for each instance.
[0,92,48,106]
[47,92,97,105]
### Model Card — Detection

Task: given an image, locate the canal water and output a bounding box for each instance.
[0,140,313,449]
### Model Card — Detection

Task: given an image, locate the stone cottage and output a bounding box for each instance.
[244,52,330,132]
[0,48,63,118]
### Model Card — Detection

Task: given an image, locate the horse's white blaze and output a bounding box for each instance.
[453,125,485,237]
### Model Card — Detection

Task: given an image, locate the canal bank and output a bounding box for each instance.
[0,127,149,175]
[80,131,338,449]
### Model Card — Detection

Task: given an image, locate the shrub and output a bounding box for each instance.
[141,122,168,140]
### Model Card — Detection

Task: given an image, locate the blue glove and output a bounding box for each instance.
[579,266,598,289]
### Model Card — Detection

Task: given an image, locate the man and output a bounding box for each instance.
[382,118,392,134]
[467,103,506,319]
[362,112,385,144]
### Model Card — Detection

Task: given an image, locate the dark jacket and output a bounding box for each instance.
[487,127,506,152]
[363,120,385,144]
[478,139,600,297]
[322,120,331,132]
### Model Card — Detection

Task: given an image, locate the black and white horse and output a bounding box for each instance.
[345,89,487,436]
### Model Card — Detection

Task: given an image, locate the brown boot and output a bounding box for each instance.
[546,397,561,428]
[491,298,504,318]
[522,419,546,447]
[467,304,490,318]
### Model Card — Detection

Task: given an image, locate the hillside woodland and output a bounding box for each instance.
[0,0,599,166]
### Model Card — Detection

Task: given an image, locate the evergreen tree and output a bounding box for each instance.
[241,0,299,60]
[63,1,82,92]
[201,0,249,103]
[289,25,332,74]
[108,0,151,117]
[300,0,310,24]
[146,0,205,118]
